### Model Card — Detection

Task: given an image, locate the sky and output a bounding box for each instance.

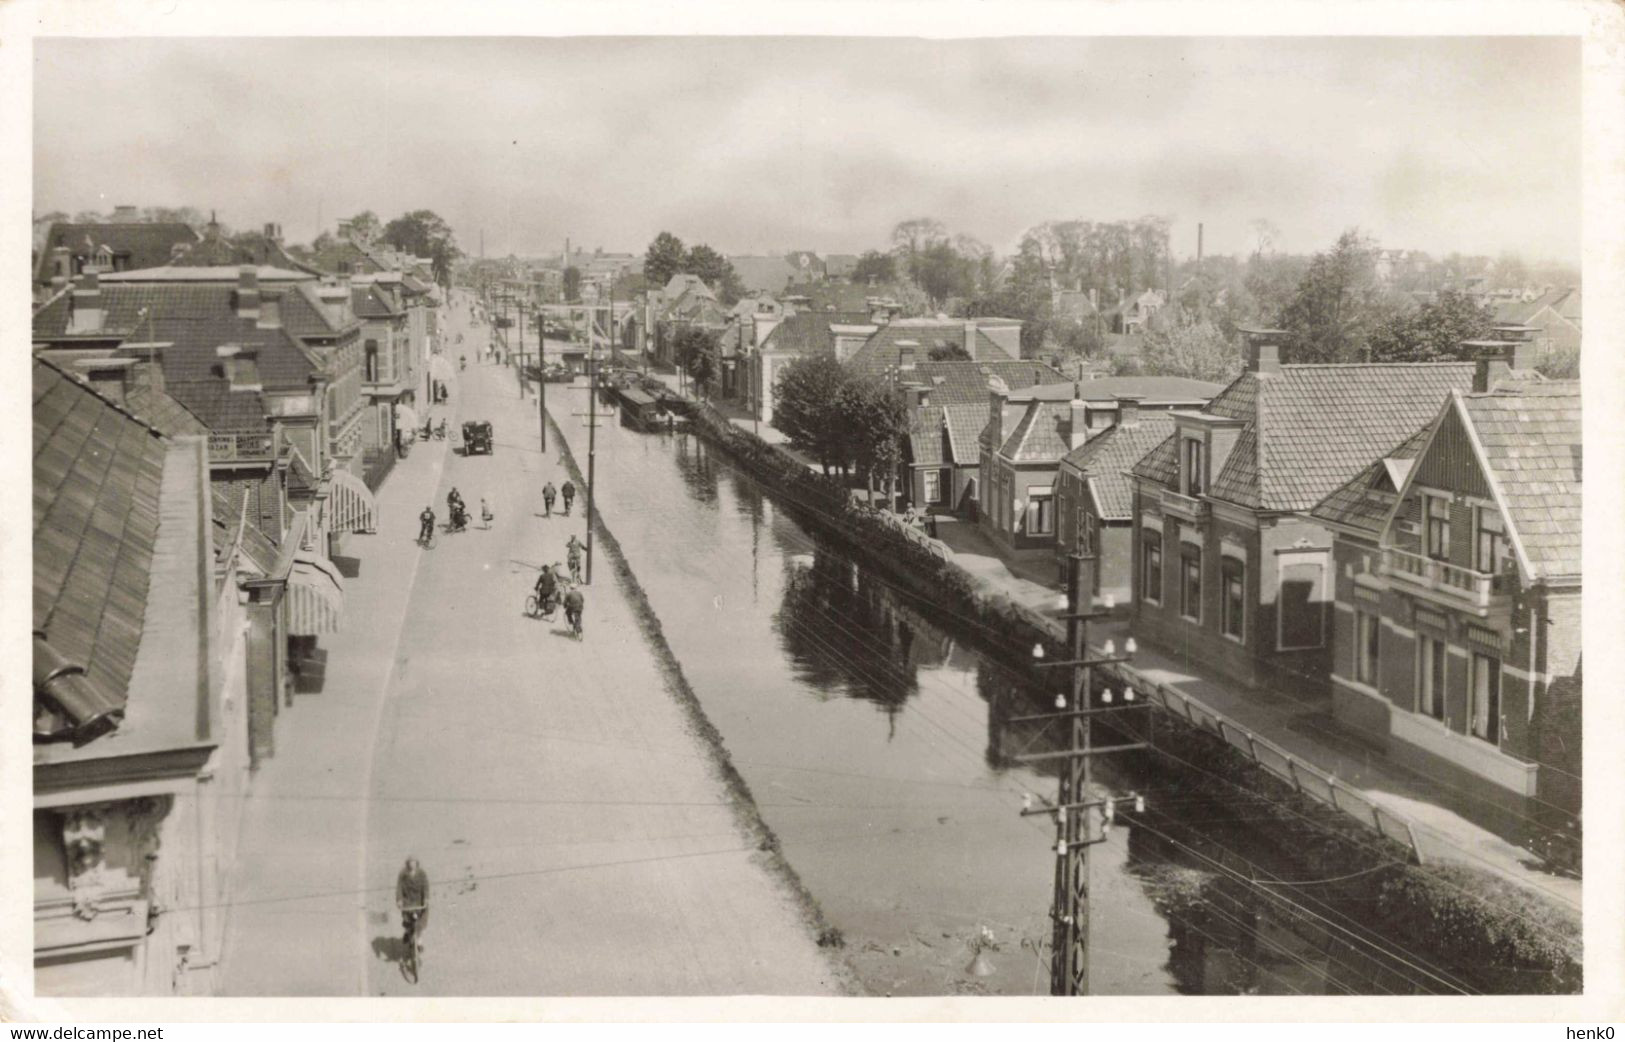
[33,35,1580,264]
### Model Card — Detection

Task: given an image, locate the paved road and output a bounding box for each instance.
[219,292,841,996]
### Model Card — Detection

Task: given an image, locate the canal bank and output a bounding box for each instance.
[644,392,1581,995]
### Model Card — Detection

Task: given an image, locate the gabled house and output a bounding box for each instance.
[34,220,201,301]
[1309,366,1578,816]
[1493,287,1581,359]
[980,376,1222,551]
[846,317,1022,377]
[747,310,875,425]
[1055,397,1178,605]
[1128,330,1479,690]
[33,357,246,995]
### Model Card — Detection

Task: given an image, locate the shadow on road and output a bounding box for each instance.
[332,555,362,580]
[371,933,411,966]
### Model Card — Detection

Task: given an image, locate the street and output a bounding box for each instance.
[218,294,843,996]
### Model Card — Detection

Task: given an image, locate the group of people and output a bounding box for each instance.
[540,479,576,517]
[418,486,493,542]
[533,535,586,635]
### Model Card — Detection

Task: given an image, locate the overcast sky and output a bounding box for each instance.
[33,35,1579,263]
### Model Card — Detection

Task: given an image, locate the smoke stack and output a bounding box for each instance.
[236,265,261,319]
[1115,394,1144,430]
[264,222,283,244]
[68,268,104,333]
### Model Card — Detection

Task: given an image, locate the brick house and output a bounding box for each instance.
[1309,369,1578,818]
[1054,396,1175,605]
[980,377,1222,552]
[34,219,201,301]
[1128,332,1478,691]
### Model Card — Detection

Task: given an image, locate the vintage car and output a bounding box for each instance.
[462,420,494,455]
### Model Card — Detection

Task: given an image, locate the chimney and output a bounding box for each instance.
[1240,327,1285,374]
[964,320,977,360]
[264,222,283,244]
[112,205,139,222]
[899,345,917,370]
[68,268,103,333]
[1115,394,1144,430]
[217,345,261,390]
[1068,399,1088,451]
[988,384,1008,452]
[1469,337,1537,393]
[236,265,261,319]
[337,218,353,241]
[51,246,71,287]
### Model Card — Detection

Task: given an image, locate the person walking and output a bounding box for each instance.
[542,482,557,517]
[561,479,576,516]
[480,497,494,529]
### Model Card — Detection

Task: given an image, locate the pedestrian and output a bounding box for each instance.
[542,482,557,517]
[561,479,576,516]
[481,497,494,529]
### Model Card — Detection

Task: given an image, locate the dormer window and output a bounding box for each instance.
[1182,438,1205,497]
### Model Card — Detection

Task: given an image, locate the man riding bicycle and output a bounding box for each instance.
[542,482,557,517]
[566,535,584,583]
[561,480,576,516]
[563,585,585,638]
[534,564,560,615]
[397,856,429,957]
[418,507,436,543]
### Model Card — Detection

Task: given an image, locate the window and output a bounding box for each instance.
[922,469,942,505]
[1355,611,1380,686]
[1475,507,1505,573]
[1142,532,1163,604]
[1026,492,1054,536]
[1277,555,1327,650]
[1221,557,1245,640]
[1183,438,1205,496]
[1424,494,1451,561]
[1180,548,1202,621]
[1416,637,1446,720]
[1470,652,1500,744]
[1079,511,1098,556]
[365,340,379,382]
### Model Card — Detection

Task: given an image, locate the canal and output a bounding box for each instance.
[571,401,1470,997]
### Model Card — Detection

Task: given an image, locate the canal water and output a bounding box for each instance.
[578,408,1458,997]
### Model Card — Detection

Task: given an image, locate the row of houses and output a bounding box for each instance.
[29,217,446,994]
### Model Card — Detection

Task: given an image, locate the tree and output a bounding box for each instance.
[1367,289,1494,363]
[1138,319,1243,383]
[643,231,687,287]
[969,244,1052,357]
[772,355,852,475]
[850,250,896,285]
[562,266,583,303]
[345,211,382,243]
[1537,344,1579,380]
[891,217,948,282]
[839,376,908,505]
[1277,229,1395,363]
[913,240,972,309]
[928,342,971,362]
[1248,218,1280,258]
[673,327,717,398]
[381,209,458,260]
[685,244,744,305]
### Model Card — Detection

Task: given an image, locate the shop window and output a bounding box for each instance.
[1471,652,1500,744]
[1142,532,1163,605]
[1221,557,1245,639]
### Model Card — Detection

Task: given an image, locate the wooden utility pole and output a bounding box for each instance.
[538,301,547,452]
[585,299,598,586]
[1016,552,1149,995]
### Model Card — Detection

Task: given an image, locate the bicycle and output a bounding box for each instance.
[525,591,559,621]
[417,525,436,549]
[401,906,426,983]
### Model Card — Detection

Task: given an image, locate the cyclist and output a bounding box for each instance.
[560,479,576,516]
[566,535,584,583]
[534,564,560,616]
[418,507,436,544]
[542,482,557,517]
[397,857,429,958]
[563,585,585,638]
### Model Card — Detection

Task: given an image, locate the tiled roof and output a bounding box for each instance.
[172,231,326,276]
[908,406,949,467]
[1307,426,1430,536]
[35,222,200,285]
[847,320,1017,378]
[905,360,1068,405]
[126,381,211,438]
[352,284,402,319]
[759,311,873,357]
[1001,400,1077,463]
[1493,288,1580,327]
[279,282,359,339]
[1061,412,1179,521]
[33,357,167,725]
[1134,363,1475,512]
[730,255,799,295]
[283,445,318,494]
[1012,375,1224,404]
[166,380,270,432]
[33,282,320,399]
[943,404,990,465]
[211,486,281,577]
[1460,383,1581,577]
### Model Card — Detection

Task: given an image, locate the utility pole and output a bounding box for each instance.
[1016,552,1148,996]
[538,300,547,453]
[585,296,598,586]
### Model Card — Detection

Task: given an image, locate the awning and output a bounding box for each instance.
[394,403,420,434]
[429,354,457,389]
[329,467,378,535]
[286,548,345,636]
